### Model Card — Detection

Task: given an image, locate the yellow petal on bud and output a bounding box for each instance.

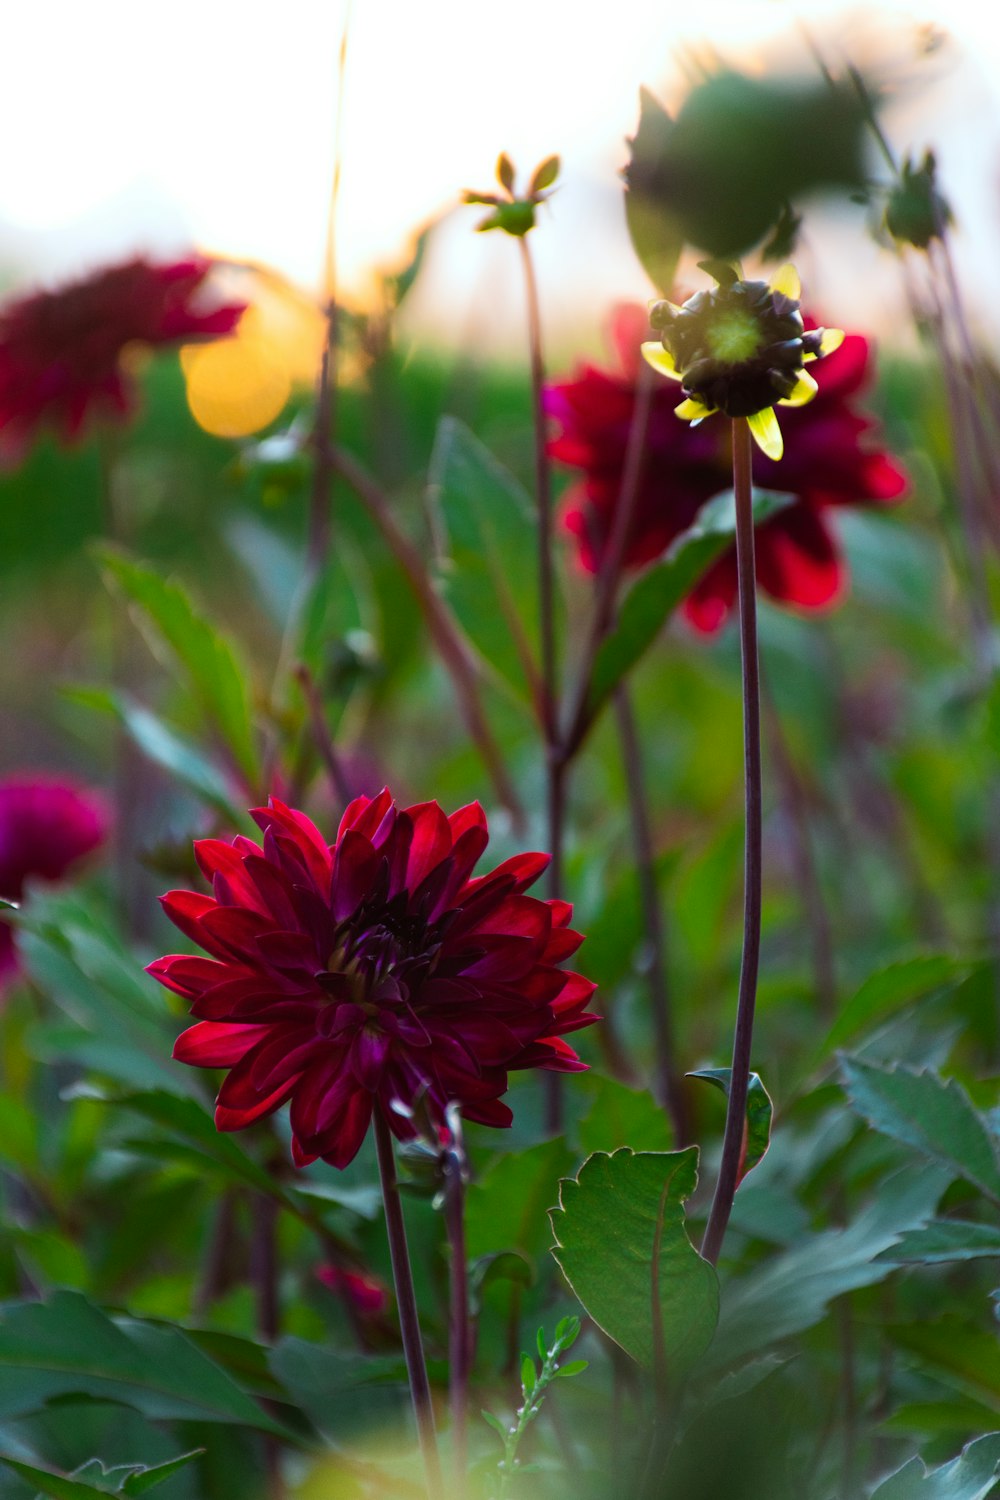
[770,263,801,300]
[747,407,784,460]
[819,327,845,354]
[641,342,682,381]
[777,370,819,407]
[675,397,714,423]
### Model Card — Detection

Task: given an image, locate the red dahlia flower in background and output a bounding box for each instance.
[0,778,109,985]
[0,255,245,462]
[149,792,597,1169]
[545,303,907,632]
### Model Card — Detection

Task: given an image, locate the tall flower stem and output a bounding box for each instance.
[443,1141,470,1493]
[613,682,688,1141]
[292,661,353,806]
[517,234,565,1133]
[372,1109,442,1496]
[701,416,763,1267]
[250,1192,283,1500]
[330,444,524,828]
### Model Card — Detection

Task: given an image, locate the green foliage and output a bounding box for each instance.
[549,1148,718,1374]
[687,1068,773,1182]
[0,1450,203,1497]
[871,1434,1000,1499]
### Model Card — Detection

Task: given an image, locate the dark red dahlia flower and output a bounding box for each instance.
[0,778,109,984]
[149,793,597,1169]
[0,255,245,462]
[545,303,907,632]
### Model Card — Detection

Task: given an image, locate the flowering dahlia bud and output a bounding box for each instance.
[462,152,560,237]
[642,261,843,459]
[884,150,952,251]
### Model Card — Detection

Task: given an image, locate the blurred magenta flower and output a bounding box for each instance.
[545,302,907,632]
[149,792,597,1169]
[0,778,109,983]
[317,1262,389,1318]
[0,255,245,462]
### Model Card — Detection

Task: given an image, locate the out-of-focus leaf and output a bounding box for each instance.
[466,1138,574,1263]
[841,1057,1000,1205]
[889,1321,1000,1418]
[111,1089,278,1199]
[576,1077,674,1156]
[585,489,793,727]
[269,1339,408,1454]
[549,1147,718,1374]
[0,1291,294,1434]
[428,416,543,706]
[469,1251,534,1315]
[97,548,258,786]
[623,72,867,276]
[0,1456,113,1497]
[707,1164,950,1369]
[870,1433,1000,1500]
[819,956,970,1061]
[878,1221,1000,1265]
[64,687,241,821]
[688,1069,773,1183]
[0,1449,204,1497]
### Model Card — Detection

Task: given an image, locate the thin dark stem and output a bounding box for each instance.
[544,751,566,1134]
[443,1148,470,1494]
[761,676,836,1020]
[194,1189,238,1320]
[250,1193,283,1500]
[613,682,688,1141]
[293,661,353,806]
[330,443,524,829]
[701,417,763,1268]
[563,361,655,760]
[373,1109,442,1497]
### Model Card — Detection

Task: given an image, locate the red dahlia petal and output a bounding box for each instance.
[172,1020,264,1068]
[146,954,229,999]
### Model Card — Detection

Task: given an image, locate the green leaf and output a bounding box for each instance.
[687,1069,772,1183]
[0,1291,292,1434]
[530,155,560,194]
[521,1355,536,1393]
[112,1090,278,1198]
[819,956,969,1060]
[577,1077,674,1156]
[482,1409,507,1439]
[466,1139,575,1262]
[585,489,793,726]
[269,1338,408,1453]
[878,1221,1000,1265]
[98,548,258,786]
[889,1320,1000,1418]
[120,1450,205,1494]
[706,1164,949,1369]
[0,1450,204,1498]
[469,1251,534,1315]
[871,1433,1000,1499]
[428,416,543,705]
[549,1147,719,1375]
[556,1360,588,1378]
[0,1457,115,1498]
[841,1057,1000,1205]
[64,687,241,821]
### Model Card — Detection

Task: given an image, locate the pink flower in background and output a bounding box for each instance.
[0,255,246,462]
[545,303,908,631]
[0,778,110,984]
[317,1263,390,1318]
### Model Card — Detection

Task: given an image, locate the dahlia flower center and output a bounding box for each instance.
[319,906,440,1011]
[705,308,762,365]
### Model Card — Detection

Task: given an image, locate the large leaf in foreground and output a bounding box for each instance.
[428,415,542,704]
[841,1057,1000,1206]
[0,1291,290,1435]
[585,489,792,726]
[871,1433,1000,1499]
[549,1147,718,1375]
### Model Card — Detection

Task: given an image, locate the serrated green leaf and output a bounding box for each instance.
[585,489,793,727]
[0,1456,115,1498]
[841,1057,1000,1205]
[97,548,258,786]
[120,1449,204,1494]
[878,1221,1000,1265]
[0,1291,292,1434]
[549,1147,718,1375]
[427,416,544,706]
[870,1432,1000,1499]
[688,1068,773,1183]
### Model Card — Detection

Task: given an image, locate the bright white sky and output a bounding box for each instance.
[4,0,1000,360]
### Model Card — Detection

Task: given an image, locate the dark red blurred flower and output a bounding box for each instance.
[149,792,597,1169]
[0,778,109,984]
[0,255,245,462]
[545,303,907,632]
[317,1262,390,1318]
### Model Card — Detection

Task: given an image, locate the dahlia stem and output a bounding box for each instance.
[373,1108,442,1495]
[292,661,353,806]
[701,416,763,1268]
[517,233,565,1133]
[330,443,524,830]
[250,1192,284,1500]
[613,681,688,1142]
[443,1142,470,1492]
